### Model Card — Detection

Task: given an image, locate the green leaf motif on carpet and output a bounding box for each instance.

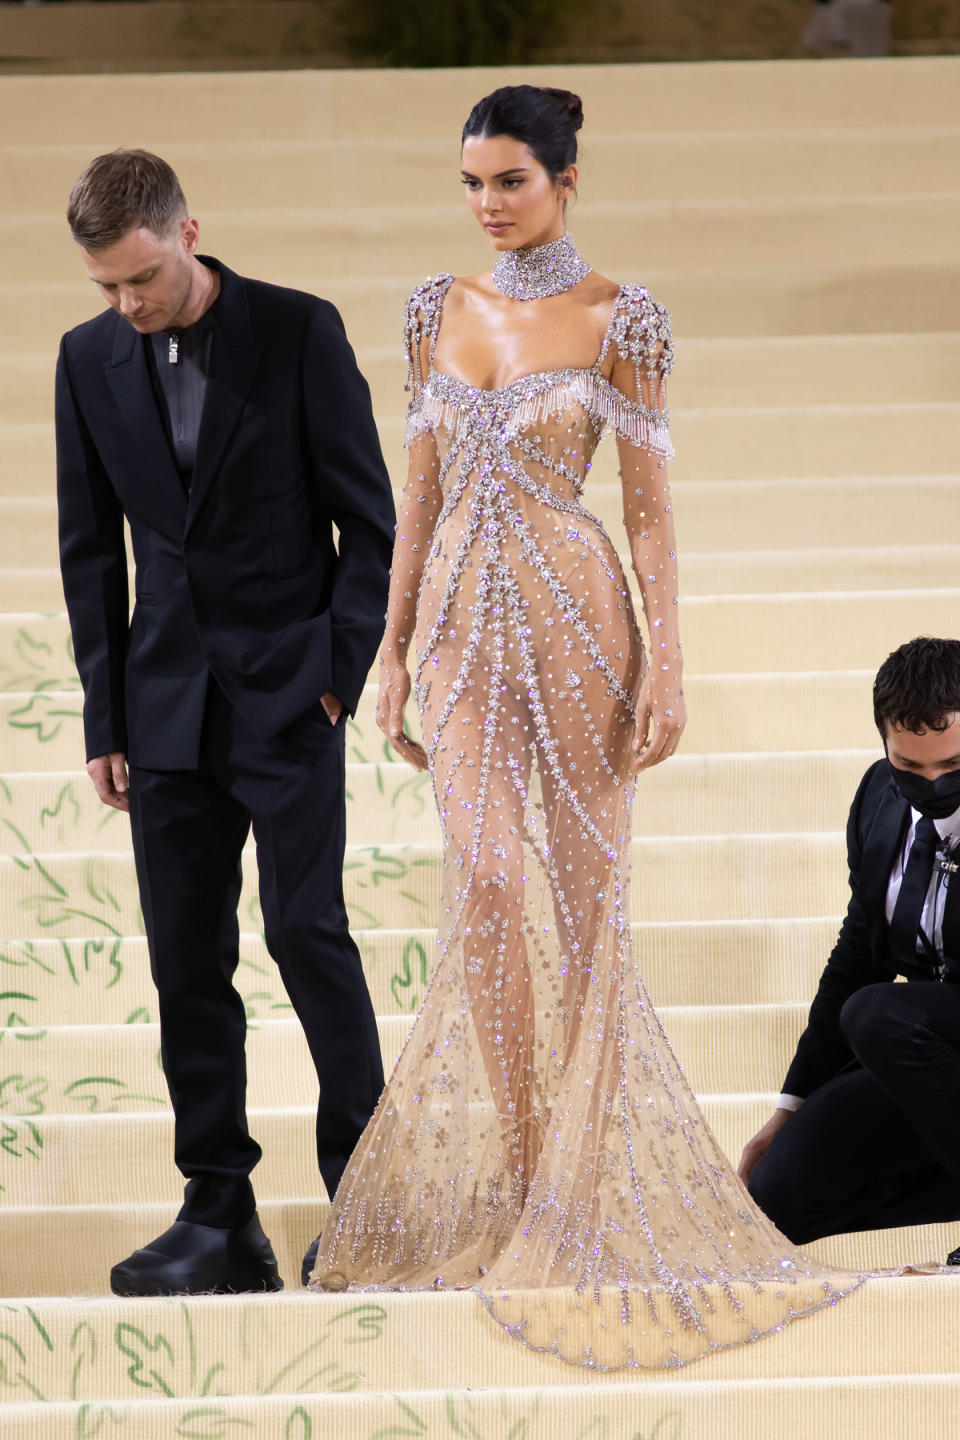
[390,937,430,1013]
[62,1077,167,1114]
[8,690,83,744]
[0,1072,47,1116]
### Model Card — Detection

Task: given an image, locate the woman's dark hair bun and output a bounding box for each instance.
[541,88,584,131]
[461,84,585,182]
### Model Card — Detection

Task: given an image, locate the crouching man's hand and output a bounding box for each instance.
[738,1107,794,1187]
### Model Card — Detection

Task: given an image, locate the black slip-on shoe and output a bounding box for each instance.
[110,1214,283,1297]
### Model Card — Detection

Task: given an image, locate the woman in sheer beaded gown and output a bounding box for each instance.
[308,85,866,1368]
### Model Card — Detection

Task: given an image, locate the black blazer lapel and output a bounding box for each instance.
[105,320,188,537]
[859,770,910,956]
[188,264,264,528]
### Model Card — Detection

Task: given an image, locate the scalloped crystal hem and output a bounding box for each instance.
[309,1268,871,1372]
[472,1272,871,1372]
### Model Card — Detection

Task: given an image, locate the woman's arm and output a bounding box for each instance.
[611,327,686,771]
[376,296,446,768]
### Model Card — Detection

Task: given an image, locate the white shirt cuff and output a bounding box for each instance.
[777,1093,805,1112]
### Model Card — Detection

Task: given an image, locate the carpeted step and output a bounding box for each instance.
[679,590,960,674]
[0,915,849,1030]
[0,1004,815,1117]
[0,675,881,765]
[0,591,954,694]
[3,58,958,144]
[677,545,960,596]
[2,474,956,569]
[0,1277,954,1401]
[8,333,959,419]
[0,831,852,939]
[0,752,877,850]
[1,545,957,611]
[0,670,884,764]
[7,192,960,289]
[4,1373,960,1440]
[7,399,959,490]
[376,402,960,484]
[0,1094,791,1208]
[0,1196,951,1304]
[5,263,960,357]
[5,126,959,217]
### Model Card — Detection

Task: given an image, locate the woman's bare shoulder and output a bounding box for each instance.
[583,271,622,306]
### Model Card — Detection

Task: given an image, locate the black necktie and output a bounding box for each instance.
[889,816,939,965]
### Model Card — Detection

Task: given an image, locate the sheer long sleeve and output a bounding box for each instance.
[607,292,682,713]
[380,281,450,666]
[381,433,443,666]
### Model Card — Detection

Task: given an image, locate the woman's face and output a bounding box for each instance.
[460,134,574,252]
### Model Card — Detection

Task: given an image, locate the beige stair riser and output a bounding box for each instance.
[3,404,957,487]
[0,1005,814,1116]
[0,592,955,695]
[6,333,960,415]
[1,1357,960,1440]
[0,917,850,1025]
[2,547,959,610]
[4,265,960,354]
[374,405,960,485]
[0,477,957,578]
[0,1279,953,1405]
[1,59,958,143]
[676,546,960,597]
[6,195,960,287]
[4,128,959,215]
[0,752,879,849]
[348,675,882,758]
[0,1094,837,1206]
[364,334,960,412]
[0,1198,950,1301]
[4,1375,960,1439]
[0,677,882,768]
[680,591,960,674]
[0,832,851,939]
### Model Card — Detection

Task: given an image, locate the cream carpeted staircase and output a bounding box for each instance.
[0,56,958,1438]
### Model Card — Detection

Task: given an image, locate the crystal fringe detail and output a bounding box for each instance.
[405,367,674,458]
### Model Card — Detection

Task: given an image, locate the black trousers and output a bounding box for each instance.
[128,683,384,1227]
[749,981,960,1245]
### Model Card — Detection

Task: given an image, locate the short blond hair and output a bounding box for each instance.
[67,149,187,251]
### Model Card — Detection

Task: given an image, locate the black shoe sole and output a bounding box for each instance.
[110,1267,284,1298]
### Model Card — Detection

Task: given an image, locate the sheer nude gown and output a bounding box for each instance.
[308,276,865,1369]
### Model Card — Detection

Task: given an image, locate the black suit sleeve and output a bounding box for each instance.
[55,334,130,760]
[301,301,396,714]
[781,764,898,1097]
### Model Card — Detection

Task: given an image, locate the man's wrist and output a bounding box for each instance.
[776,1093,804,1113]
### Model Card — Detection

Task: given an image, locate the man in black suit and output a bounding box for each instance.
[56,150,396,1294]
[740,636,960,1250]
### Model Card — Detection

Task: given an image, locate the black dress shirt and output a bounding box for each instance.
[147,305,217,486]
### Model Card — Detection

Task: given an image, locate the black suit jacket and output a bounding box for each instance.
[56,259,395,769]
[783,758,960,1097]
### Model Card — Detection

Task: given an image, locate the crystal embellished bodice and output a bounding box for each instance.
[308,271,865,1371]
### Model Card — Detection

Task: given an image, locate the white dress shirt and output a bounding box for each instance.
[778,800,960,1112]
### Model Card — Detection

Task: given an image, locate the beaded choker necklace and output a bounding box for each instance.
[491,232,591,301]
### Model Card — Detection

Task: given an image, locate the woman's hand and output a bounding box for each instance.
[630,670,686,773]
[376,660,429,771]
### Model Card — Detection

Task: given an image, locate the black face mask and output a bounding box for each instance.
[888,761,960,820]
